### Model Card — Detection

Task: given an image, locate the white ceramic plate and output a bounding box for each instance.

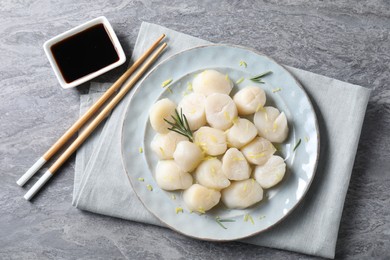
[121,45,319,241]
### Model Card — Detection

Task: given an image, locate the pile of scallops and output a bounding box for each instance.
[149,70,288,213]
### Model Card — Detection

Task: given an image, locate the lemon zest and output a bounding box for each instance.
[235,77,244,84]
[249,153,265,159]
[161,78,173,87]
[239,60,247,68]
[224,111,231,122]
[256,105,265,113]
[209,135,217,143]
[159,147,166,157]
[244,214,254,224]
[273,122,278,132]
[187,82,193,91]
[197,207,206,214]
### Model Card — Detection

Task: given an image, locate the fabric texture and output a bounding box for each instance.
[72,22,371,259]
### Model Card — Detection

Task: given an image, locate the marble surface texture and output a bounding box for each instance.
[0,0,389,259]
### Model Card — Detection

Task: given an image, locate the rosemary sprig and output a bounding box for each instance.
[164,109,193,142]
[293,138,301,152]
[250,71,273,83]
[215,217,236,229]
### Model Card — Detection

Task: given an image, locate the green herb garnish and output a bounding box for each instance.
[244,214,254,224]
[235,77,244,84]
[164,109,193,142]
[138,177,144,182]
[175,207,183,214]
[272,87,282,93]
[215,217,236,229]
[250,71,272,83]
[239,60,247,68]
[161,78,173,87]
[293,138,301,152]
[138,147,143,153]
[146,184,153,191]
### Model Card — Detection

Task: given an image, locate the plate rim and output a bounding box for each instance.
[120,43,320,241]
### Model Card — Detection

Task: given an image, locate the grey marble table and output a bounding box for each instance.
[1,1,389,259]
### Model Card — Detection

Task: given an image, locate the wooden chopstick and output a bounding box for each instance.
[17,34,166,187]
[24,42,167,201]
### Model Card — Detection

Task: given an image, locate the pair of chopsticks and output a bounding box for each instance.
[17,34,167,201]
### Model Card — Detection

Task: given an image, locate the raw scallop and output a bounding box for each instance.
[192,70,233,96]
[173,141,203,172]
[221,179,263,209]
[150,131,188,159]
[205,93,238,130]
[233,86,266,115]
[149,98,176,134]
[241,137,276,165]
[183,184,221,213]
[155,160,193,190]
[226,118,257,149]
[194,126,227,156]
[222,148,251,180]
[177,93,206,130]
[254,155,286,189]
[195,158,230,190]
[254,106,288,143]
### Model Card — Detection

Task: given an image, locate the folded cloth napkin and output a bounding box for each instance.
[72,22,371,259]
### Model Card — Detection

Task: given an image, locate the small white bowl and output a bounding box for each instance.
[43,16,126,89]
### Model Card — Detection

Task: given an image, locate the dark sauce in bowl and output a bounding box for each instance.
[50,23,119,83]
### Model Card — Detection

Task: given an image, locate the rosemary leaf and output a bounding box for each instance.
[250,79,265,84]
[250,71,273,83]
[218,219,236,222]
[293,138,302,151]
[215,217,235,229]
[164,109,194,142]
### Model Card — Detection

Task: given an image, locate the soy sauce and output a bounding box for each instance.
[51,23,119,83]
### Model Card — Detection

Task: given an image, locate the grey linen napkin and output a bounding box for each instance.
[72,22,371,259]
